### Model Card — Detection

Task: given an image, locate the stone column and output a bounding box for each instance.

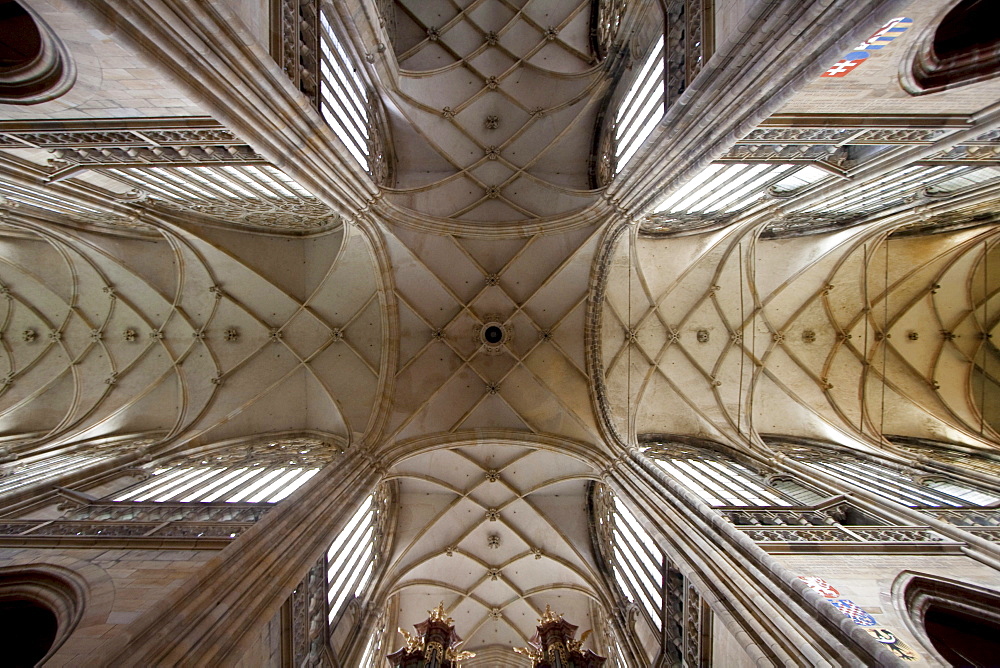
[607,451,906,667]
[94,446,381,666]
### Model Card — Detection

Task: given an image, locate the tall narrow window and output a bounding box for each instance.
[601,0,713,178]
[111,438,329,503]
[326,494,376,624]
[801,459,999,508]
[591,483,711,666]
[768,439,1000,509]
[273,0,389,180]
[615,36,665,170]
[642,442,818,507]
[0,451,115,497]
[356,623,385,668]
[318,9,371,170]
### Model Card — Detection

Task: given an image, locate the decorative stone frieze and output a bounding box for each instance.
[590,0,627,61]
[160,436,340,468]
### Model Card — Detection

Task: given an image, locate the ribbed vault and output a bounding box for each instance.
[598,220,1000,451]
[373,0,610,225]
[1,0,1000,665]
[377,221,606,453]
[0,216,386,452]
[381,443,603,658]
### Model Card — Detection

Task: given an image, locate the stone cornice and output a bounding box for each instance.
[608,0,912,216]
[65,0,378,218]
[94,446,382,665]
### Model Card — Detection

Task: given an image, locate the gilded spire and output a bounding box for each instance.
[539,604,563,624]
[427,601,453,624]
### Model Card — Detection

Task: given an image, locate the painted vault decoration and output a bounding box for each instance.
[800,575,920,662]
[822,17,914,78]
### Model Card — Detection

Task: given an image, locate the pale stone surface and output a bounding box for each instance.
[0,0,997,665]
[0,1,207,120]
[776,553,1000,666]
[0,547,216,666]
[712,618,760,668]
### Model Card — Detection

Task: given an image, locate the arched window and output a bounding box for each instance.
[0,1,41,68]
[934,1,998,60]
[591,483,710,666]
[907,0,1000,93]
[111,437,332,503]
[642,440,824,507]
[0,0,74,104]
[801,458,982,508]
[921,478,1000,506]
[924,606,1000,665]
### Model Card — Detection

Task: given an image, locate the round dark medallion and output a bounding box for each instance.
[483,325,504,344]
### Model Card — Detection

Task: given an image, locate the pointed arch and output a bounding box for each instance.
[893,571,1000,666]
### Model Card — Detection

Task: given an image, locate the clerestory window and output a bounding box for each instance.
[600,0,714,179]
[274,0,386,179]
[591,482,710,666]
[615,35,665,171]
[318,9,372,170]
[112,464,317,503]
[799,458,1000,508]
[642,442,820,507]
[326,493,378,625]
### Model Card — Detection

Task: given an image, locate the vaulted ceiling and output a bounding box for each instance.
[384,444,602,659]
[377,222,605,453]
[1,0,999,662]
[599,222,1000,453]
[376,0,609,225]
[0,218,386,452]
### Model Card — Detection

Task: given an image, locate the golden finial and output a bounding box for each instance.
[447,647,477,663]
[539,604,562,624]
[428,601,453,624]
[567,629,592,652]
[514,645,542,661]
[398,627,423,652]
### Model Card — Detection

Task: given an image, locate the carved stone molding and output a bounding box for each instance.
[590,0,627,61]
[0,127,240,148]
[157,436,341,469]
[287,557,330,667]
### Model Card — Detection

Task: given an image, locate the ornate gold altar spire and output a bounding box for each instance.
[539,604,563,624]
[428,602,453,624]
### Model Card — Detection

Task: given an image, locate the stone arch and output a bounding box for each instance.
[0,0,75,104]
[893,570,1000,666]
[0,561,106,665]
[372,435,610,663]
[904,0,1000,94]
